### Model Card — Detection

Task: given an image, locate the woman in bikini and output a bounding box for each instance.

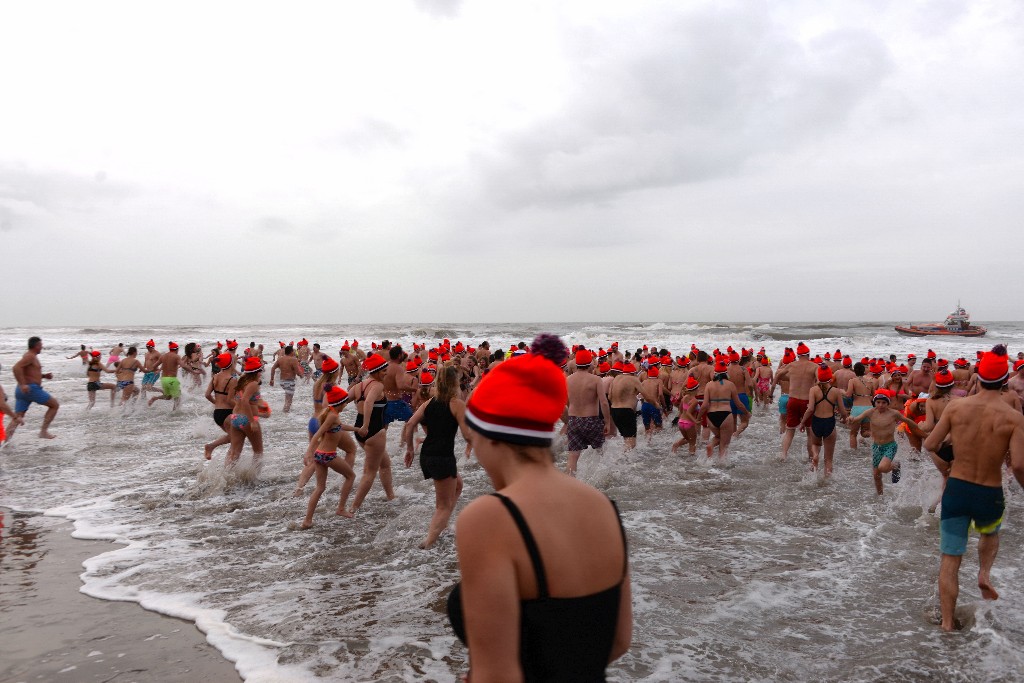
[699,360,748,463]
[347,353,395,515]
[671,376,701,455]
[226,357,265,466]
[301,385,358,528]
[85,351,117,408]
[203,353,237,460]
[114,346,144,405]
[800,365,848,477]
[295,357,354,495]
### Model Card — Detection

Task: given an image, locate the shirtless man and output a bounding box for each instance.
[7,337,59,441]
[565,350,613,475]
[115,346,144,405]
[107,343,125,367]
[148,342,185,410]
[269,345,305,413]
[640,366,665,439]
[609,363,659,451]
[296,340,312,384]
[340,344,361,386]
[776,343,817,461]
[924,345,1024,632]
[833,357,856,416]
[310,343,325,382]
[908,357,934,397]
[1006,360,1024,409]
[688,351,715,436]
[141,340,162,400]
[383,346,417,429]
[726,353,753,434]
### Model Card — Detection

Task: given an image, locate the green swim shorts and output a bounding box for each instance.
[160,376,182,399]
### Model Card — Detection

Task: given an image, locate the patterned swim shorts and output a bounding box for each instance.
[567,415,606,452]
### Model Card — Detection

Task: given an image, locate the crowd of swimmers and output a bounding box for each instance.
[4,334,1024,640]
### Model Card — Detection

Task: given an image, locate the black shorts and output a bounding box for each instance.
[611,407,637,438]
[214,408,232,428]
[421,454,457,480]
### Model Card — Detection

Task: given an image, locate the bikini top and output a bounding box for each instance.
[213,377,231,396]
[446,493,627,681]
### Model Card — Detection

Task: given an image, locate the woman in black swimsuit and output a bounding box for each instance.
[449,334,631,680]
[800,365,848,477]
[347,353,395,516]
[403,365,468,549]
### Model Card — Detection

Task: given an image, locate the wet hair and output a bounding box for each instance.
[714,371,729,381]
[492,349,505,361]
[313,343,320,351]
[285,345,294,355]
[854,363,865,377]
[314,366,339,397]
[28,336,41,349]
[389,346,404,361]
[436,364,459,404]
[697,350,709,363]
[80,344,86,350]
[517,341,527,350]
[127,346,138,356]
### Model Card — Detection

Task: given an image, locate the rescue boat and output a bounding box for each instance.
[894,303,987,338]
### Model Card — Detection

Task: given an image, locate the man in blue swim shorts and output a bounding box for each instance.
[382,346,417,426]
[924,345,1024,632]
[7,336,60,442]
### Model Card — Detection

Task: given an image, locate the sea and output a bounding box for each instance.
[2,321,1024,682]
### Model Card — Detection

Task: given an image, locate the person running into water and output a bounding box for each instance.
[301,385,358,528]
[226,357,266,466]
[296,356,355,495]
[924,345,1024,632]
[800,365,848,477]
[564,349,613,476]
[114,346,144,405]
[347,353,396,515]
[774,343,817,462]
[699,360,748,463]
[8,337,59,441]
[0,364,25,445]
[403,364,469,548]
[85,350,117,408]
[846,388,922,494]
[148,342,185,411]
[203,353,238,460]
[671,376,701,455]
[269,344,305,414]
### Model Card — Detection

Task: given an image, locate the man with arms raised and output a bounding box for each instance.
[924,345,1024,631]
[7,337,58,441]
[565,349,613,475]
[775,342,817,461]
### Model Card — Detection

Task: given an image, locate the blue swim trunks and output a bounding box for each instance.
[640,401,663,428]
[871,441,897,468]
[14,383,52,413]
[142,371,159,386]
[733,392,751,415]
[308,417,320,436]
[940,477,1005,556]
[778,394,789,415]
[383,399,413,425]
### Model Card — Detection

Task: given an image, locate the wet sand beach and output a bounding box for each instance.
[0,508,241,683]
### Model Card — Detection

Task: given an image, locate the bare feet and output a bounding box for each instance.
[299,521,313,530]
[292,487,304,497]
[39,431,56,440]
[204,443,214,460]
[979,577,999,601]
[336,508,354,519]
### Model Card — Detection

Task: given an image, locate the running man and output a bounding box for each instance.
[924,345,1024,631]
[7,336,59,441]
[270,344,305,413]
[565,349,613,475]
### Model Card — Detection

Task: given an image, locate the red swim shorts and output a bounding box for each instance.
[786,398,809,429]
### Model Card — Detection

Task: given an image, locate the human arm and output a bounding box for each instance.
[454,498,525,682]
[1009,418,1024,490]
[304,416,331,466]
[923,406,952,453]
[403,399,431,465]
[269,361,279,385]
[847,407,873,427]
[12,358,28,393]
[205,378,216,404]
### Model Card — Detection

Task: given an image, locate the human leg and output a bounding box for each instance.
[422,476,458,549]
[939,553,963,631]
[301,464,329,528]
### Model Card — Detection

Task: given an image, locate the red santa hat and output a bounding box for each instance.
[817,366,833,383]
[242,357,263,374]
[362,353,387,374]
[216,353,232,369]
[419,372,435,386]
[647,366,660,378]
[977,345,1010,383]
[321,356,340,374]
[685,376,700,391]
[796,342,810,356]
[326,386,349,406]
[464,334,568,447]
[934,370,956,388]
[575,349,593,367]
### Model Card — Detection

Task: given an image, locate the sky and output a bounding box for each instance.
[1,0,1023,326]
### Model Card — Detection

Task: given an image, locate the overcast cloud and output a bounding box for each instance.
[1,0,1022,326]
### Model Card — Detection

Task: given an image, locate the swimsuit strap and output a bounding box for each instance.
[490,493,549,599]
[609,499,628,581]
